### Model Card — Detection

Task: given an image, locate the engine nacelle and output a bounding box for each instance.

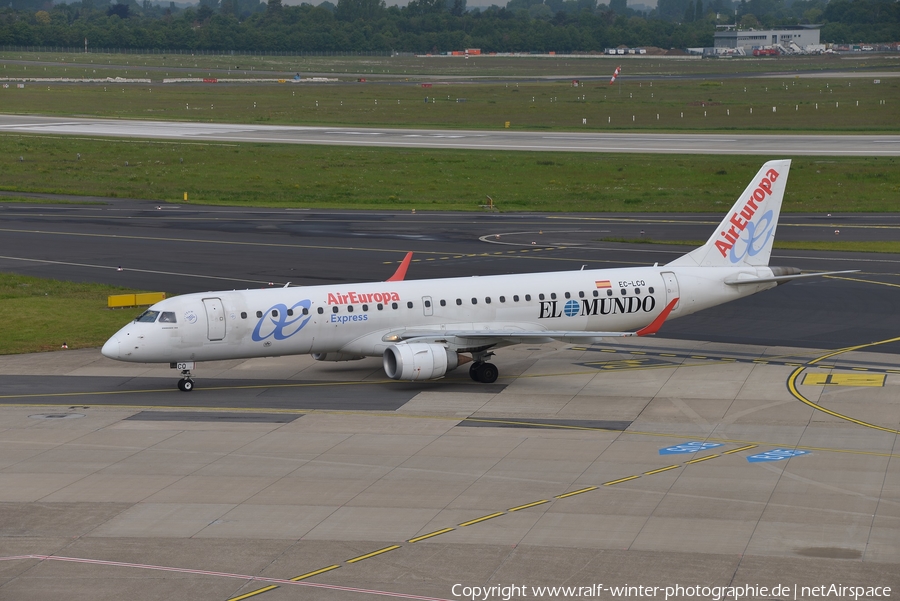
[383,343,464,381]
[312,352,365,362]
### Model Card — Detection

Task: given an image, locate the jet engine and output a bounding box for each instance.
[383,343,467,381]
[312,352,365,362]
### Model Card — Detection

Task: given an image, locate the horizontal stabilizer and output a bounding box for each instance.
[724,270,859,286]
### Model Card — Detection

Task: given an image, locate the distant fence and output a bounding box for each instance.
[0,47,407,57]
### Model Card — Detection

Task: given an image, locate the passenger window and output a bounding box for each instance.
[471,298,478,305]
[407,301,413,309]
[241,312,247,319]
[621,289,627,295]
[564,292,570,299]
[579,291,584,298]
[272,310,278,317]
[317,307,324,314]
[539,293,545,301]
[513,295,519,302]
[635,288,641,294]
[499,296,505,303]
[525,294,531,301]
[456,299,462,306]
[649,287,655,294]
[425,300,431,308]
[485,297,491,304]
[347,305,354,313]
[256,311,263,318]
[287,309,294,316]
[440,300,446,307]
[302,308,309,315]
[158,312,177,323]
[362,304,368,311]
[377,303,384,310]
[593,290,599,297]
[607,289,614,297]
[550,293,557,300]
[332,306,339,313]
[392,302,398,309]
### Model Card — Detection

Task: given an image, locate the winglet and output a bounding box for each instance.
[636,298,678,336]
[386,252,413,282]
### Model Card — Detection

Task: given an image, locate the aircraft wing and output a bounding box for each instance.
[383,299,678,347]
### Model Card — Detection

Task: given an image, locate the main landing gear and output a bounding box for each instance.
[469,361,499,384]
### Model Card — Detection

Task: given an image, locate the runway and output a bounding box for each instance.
[2,114,900,155]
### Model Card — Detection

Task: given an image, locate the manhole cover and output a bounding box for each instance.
[29,413,85,420]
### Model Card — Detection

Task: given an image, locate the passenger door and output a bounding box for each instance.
[202,297,226,341]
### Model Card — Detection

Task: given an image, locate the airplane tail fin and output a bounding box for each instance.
[668,159,791,268]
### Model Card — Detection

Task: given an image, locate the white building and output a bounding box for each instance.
[714,25,821,52]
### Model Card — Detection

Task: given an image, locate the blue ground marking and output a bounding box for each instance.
[659,441,724,455]
[747,449,811,463]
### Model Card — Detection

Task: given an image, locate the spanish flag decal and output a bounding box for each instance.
[595,280,611,289]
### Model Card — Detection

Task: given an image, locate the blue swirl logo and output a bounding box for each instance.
[730,210,775,264]
[252,300,312,342]
[564,299,580,317]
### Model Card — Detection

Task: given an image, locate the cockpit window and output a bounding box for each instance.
[158,312,177,323]
[136,310,160,323]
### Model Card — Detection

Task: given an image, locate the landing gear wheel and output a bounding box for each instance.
[177,378,194,392]
[470,362,499,384]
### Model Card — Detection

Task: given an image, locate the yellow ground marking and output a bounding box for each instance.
[803,373,886,387]
[824,275,900,289]
[643,465,680,475]
[407,528,454,543]
[508,500,549,512]
[289,565,340,581]
[660,353,677,357]
[226,585,279,601]
[346,545,401,564]
[691,355,707,359]
[546,215,900,232]
[459,512,505,527]
[603,475,641,485]
[787,334,900,435]
[722,444,758,455]
[685,454,719,464]
[555,486,599,498]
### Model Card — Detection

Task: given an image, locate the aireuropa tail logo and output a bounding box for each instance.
[715,168,780,263]
[252,300,312,342]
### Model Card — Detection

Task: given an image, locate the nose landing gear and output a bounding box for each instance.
[171,362,196,392]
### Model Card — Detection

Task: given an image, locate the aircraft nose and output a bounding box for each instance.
[101,335,119,359]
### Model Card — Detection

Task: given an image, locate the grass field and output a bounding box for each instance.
[2,135,898,212]
[3,51,900,79]
[2,76,897,132]
[0,273,145,354]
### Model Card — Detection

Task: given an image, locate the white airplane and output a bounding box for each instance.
[101,159,849,391]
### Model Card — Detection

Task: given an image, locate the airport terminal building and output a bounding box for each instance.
[714,25,821,52]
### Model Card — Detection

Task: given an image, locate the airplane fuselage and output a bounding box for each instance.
[102,264,776,364]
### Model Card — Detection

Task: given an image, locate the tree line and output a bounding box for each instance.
[1,0,897,52]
